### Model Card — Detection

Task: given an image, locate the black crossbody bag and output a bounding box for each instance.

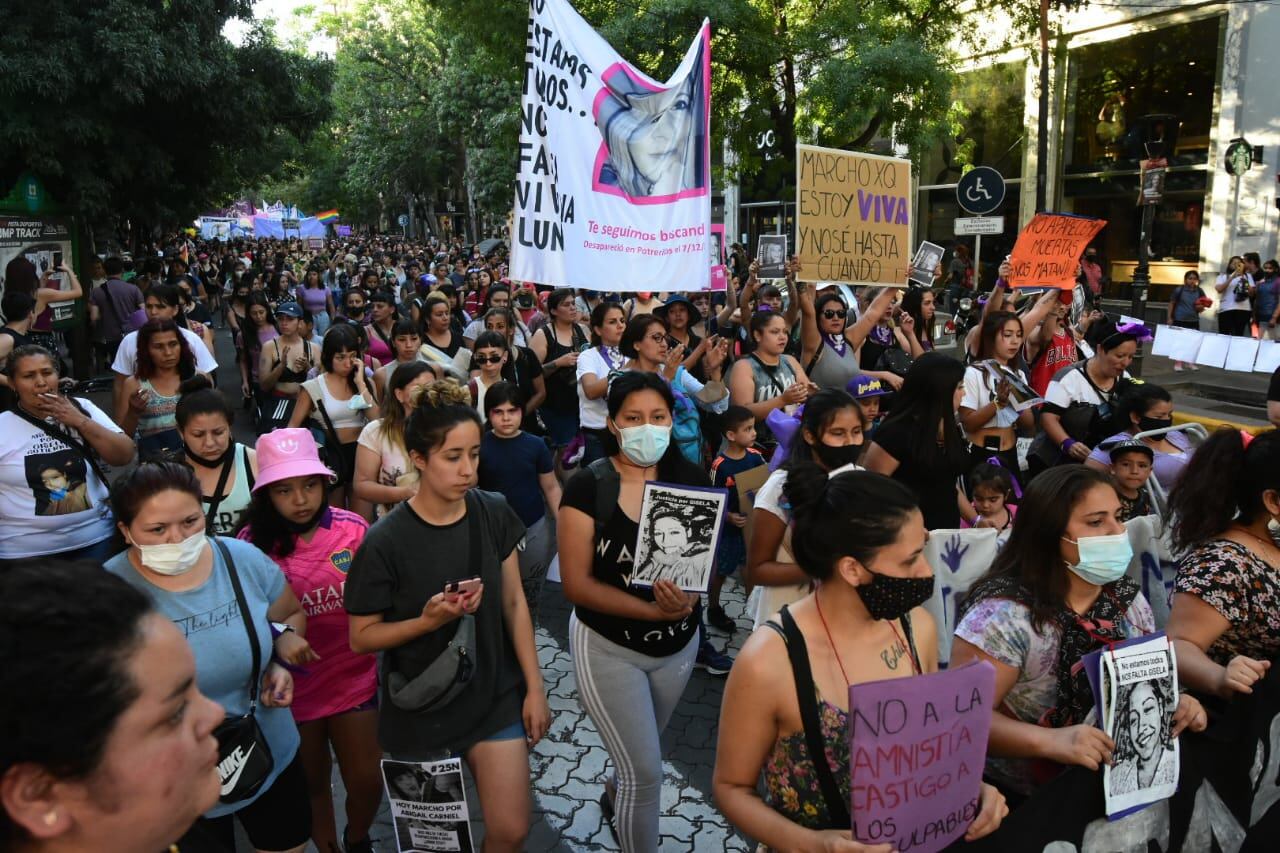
[211,538,275,804]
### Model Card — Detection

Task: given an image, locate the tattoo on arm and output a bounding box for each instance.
[880,639,908,670]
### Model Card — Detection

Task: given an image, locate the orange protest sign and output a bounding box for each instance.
[1008,213,1106,288]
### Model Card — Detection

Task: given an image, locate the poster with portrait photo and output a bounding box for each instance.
[1100,634,1180,817]
[629,481,728,593]
[908,241,945,287]
[381,758,475,853]
[756,234,787,279]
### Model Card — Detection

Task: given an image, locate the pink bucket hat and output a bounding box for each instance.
[253,428,334,492]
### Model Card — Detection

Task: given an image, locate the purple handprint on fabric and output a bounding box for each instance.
[940,534,969,575]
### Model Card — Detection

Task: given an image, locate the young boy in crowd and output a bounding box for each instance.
[478,381,561,623]
[1108,438,1155,521]
[846,373,890,436]
[707,405,767,633]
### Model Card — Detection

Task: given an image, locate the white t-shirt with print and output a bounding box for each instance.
[1043,364,1107,410]
[111,326,218,376]
[0,400,121,557]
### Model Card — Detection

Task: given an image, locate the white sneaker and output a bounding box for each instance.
[1173,363,1184,372]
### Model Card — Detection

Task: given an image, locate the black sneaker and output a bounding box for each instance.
[706,605,736,634]
[695,637,733,676]
[343,827,374,853]
[599,789,620,845]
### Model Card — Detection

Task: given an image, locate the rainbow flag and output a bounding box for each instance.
[315,209,339,221]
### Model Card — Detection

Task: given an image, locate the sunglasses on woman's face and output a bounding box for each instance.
[822,309,848,320]
[473,354,504,365]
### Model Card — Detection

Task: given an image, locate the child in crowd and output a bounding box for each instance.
[963,462,1018,543]
[846,372,889,435]
[468,330,508,416]
[707,405,767,633]
[1108,438,1155,520]
[477,381,562,623]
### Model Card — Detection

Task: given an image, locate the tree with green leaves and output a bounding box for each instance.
[0,0,332,233]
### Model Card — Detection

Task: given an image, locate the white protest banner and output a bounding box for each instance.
[512,0,711,291]
[921,528,999,667]
[1124,514,1175,629]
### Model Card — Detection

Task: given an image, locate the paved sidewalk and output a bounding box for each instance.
[343,577,756,852]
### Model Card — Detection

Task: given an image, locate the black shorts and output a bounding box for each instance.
[184,752,311,852]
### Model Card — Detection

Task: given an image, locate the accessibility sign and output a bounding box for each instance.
[956,167,1006,216]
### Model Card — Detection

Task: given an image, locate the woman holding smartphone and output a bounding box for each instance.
[344,379,549,853]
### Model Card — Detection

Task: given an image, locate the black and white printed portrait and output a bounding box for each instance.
[757,235,787,278]
[594,41,708,199]
[630,483,726,592]
[382,759,473,853]
[1109,677,1177,795]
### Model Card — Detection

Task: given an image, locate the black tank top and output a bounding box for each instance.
[272,339,314,388]
[540,323,586,414]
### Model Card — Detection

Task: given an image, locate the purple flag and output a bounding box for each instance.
[849,660,996,853]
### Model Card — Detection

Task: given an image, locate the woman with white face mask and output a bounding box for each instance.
[104,461,313,853]
[950,466,1205,804]
[557,371,711,852]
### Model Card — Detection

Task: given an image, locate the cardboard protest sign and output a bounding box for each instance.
[848,660,996,853]
[629,481,728,593]
[511,0,711,291]
[382,758,474,852]
[796,144,911,286]
[1007,213,1106,289]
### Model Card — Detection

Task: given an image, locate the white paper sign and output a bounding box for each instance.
[1256,340,1280,373]
[1226,336,1261,373]
[1151,324,1174,357]
[512,0,711,291]
[1167,327,1203,363]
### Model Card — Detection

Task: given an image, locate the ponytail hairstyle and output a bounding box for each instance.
[1170,429,1280,551]
[749,307,786,341]
[783,464,919,580]
[110,461,203,528]
[1116,382,1171,428]
[404,379,481,460]
[783,389,867,468]
[379,361,437,454]
[175,374,234,430]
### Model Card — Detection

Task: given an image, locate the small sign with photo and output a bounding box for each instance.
[978,360,1043,412]
[908,241,945,287]
[629,481,729,594]
[1099,634,1180,818]
[382,758,475,853]
[756,234,788,278]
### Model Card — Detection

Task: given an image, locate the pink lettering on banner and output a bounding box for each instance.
[848,660,996,853]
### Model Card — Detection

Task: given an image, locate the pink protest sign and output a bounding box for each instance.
[848,659,995,853]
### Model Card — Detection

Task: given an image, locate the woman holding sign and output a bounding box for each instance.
[714,465,1008,850]
[558,371,711,853]
[950,466,1205,802]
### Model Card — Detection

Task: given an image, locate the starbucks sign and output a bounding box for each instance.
[1225,138,1253,176]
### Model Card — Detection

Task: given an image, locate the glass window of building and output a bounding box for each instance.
[1060,15,1223,293]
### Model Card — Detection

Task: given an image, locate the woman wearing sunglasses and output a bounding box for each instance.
[797,283,898,391]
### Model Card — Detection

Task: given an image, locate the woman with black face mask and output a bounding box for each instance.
[714,466,1008,849]
[177,376,260,536]
[744,389,868,629]
[1082,383,1190,492]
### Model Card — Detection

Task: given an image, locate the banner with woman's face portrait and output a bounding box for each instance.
[512,0,711,292]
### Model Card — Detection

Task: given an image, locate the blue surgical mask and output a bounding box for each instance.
[1062,531,1133,585]
[615,422,670,467]
[48,487,68,501]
